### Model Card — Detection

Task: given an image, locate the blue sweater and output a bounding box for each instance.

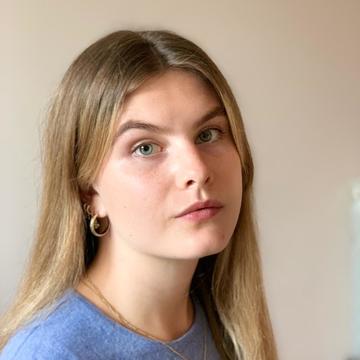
[0,288,221,359]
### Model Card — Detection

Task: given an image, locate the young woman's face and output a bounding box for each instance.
[92,69,242,260]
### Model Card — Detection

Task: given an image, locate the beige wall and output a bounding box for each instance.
[1,1,359,359]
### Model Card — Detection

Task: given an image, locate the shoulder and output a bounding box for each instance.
[1,332,77,359]
[0,289,107,360]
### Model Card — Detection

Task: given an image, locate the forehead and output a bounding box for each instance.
[118,69,221,125]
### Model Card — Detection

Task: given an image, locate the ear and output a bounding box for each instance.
[80,185,108,218]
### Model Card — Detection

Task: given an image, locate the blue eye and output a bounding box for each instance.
[196,128,224,144]
[132,128,224,158]
[133,143,162,157]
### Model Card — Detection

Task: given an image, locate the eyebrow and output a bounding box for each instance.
[113,105,226,141]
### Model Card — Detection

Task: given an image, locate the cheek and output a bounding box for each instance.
[222,149,243,214]
[221,147,242,184]
[99,161,168,227]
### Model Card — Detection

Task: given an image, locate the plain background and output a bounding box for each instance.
[1,1,359,359]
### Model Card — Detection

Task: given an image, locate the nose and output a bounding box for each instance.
[173,143,213,190]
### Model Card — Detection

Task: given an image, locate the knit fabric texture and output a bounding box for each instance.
[0,288,221,359]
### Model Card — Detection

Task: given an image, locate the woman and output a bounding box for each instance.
[0,30,277,359]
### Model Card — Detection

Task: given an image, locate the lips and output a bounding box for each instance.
[175,199,223,218]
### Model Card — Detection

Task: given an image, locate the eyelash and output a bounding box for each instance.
[131,127,226,158]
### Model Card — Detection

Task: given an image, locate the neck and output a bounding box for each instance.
[77,237,199,341]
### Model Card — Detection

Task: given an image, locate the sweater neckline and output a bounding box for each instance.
[68,287,203,346]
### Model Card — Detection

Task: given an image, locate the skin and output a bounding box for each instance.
[76,69,242,341]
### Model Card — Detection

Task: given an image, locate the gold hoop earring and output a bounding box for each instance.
[89,214,110,237]
[83,203,110,237]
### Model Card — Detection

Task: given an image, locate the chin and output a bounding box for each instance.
[184,234,231,259]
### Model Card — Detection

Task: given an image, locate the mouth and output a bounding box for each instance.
[175,199,224,218]
[177,206,223,221]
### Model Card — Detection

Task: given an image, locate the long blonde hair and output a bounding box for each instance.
[0,30,277,359]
